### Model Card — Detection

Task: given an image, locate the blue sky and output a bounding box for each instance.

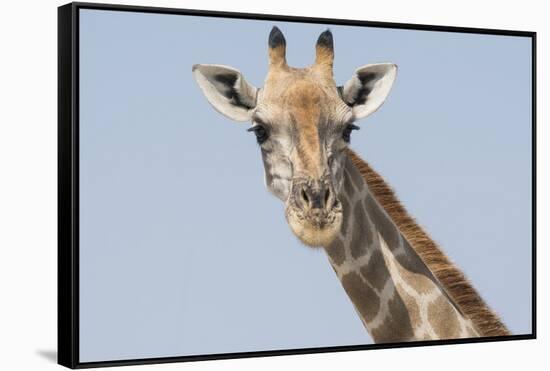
[78,9,532,362]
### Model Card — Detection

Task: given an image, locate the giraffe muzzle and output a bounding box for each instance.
[285,177,343,247]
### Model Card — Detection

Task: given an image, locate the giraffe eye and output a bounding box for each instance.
[247,125,269,144]
[342,123,360,143]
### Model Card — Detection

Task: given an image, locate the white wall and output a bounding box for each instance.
[0,1,545,370]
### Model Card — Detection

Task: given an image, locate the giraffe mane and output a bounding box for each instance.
[346,149,510,337]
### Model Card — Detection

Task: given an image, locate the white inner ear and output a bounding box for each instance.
[341,63,397,120]
[192,64,258,122]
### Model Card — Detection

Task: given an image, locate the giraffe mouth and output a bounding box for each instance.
[284,200,343,247]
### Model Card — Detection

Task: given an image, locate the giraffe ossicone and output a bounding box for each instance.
[192,26,509,342]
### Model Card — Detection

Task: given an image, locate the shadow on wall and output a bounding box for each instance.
[36,349,57,363]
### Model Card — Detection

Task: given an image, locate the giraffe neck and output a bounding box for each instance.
[325,154,479,343]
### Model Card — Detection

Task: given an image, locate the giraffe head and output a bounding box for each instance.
[193,27,397,247]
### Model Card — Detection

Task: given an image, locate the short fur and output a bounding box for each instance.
[316,29,334,50]
[346,149,510,337]
[269,26,286,49]
[268,26,287,67]
[315,29,334,69]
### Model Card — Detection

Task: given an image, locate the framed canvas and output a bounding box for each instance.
[58,2,536,368]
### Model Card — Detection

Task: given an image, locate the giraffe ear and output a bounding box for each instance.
[339,63,397,120]
[192,64,258,122]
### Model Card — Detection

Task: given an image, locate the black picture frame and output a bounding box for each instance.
[58,2,537,369]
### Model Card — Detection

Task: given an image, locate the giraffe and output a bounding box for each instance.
[192,26,510,342]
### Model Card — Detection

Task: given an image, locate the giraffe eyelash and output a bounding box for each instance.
[247,124,269,144]
[342,123,360,143]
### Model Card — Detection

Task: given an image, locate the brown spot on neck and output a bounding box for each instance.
[428,295,461,339]
[370,293,415,343]
[340,272,380,321]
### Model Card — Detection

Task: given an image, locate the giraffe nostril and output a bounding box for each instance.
[301,188,309,206]
[294,181,335,211]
